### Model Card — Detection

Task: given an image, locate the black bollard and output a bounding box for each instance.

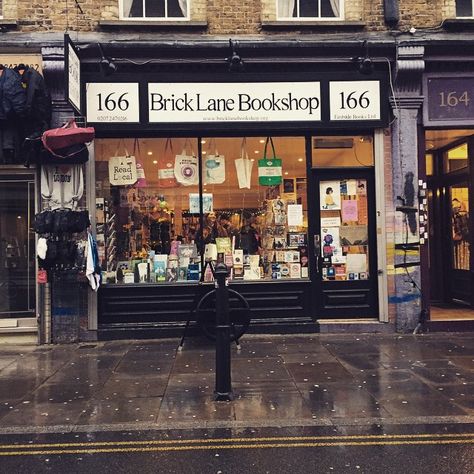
[214,262,233,401]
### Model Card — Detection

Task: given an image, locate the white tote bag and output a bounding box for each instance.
[234,137,253,189]
[174,139,198,186]
[204,140,225,184]
[108,145,137,186]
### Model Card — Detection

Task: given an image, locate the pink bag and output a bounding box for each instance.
[42,119,95,153]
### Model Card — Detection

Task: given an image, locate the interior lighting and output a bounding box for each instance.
[152,160,158,164]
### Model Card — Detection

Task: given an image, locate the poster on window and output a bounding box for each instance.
[320,181,341,210]
[189,193,213,214]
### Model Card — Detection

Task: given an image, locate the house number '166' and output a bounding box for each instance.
[97,92,130,111]
[339,90,370,110]
[439,91,470,107]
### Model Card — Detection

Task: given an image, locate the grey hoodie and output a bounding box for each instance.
[40,164,84,209]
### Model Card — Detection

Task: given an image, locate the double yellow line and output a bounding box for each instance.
[0,432,473,457]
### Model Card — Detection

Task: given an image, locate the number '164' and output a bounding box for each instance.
[439,91,470,107]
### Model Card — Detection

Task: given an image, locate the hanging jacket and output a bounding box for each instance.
[0,68,26,122]
[40,164,84,210]
[16,66,52,134]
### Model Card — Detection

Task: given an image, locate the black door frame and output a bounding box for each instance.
[308,166,379,319]
[427,134,474,308]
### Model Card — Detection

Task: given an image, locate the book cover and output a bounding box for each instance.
[187,263,200,281]
[233,249,244,266]
[177,267,188,281]
[289,263,301,278]
[233,265,244,280]
[166,267,178,282]
[280,263,290,277]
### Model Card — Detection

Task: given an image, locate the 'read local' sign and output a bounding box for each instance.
[148,82,321,122]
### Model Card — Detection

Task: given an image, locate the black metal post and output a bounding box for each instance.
[214,262,233,401]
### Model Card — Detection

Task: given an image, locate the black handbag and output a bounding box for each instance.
[33,210,55,234]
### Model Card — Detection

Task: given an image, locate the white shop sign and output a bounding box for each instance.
[86,83,140,123]
[148,82,322,123]
[329,81,381,121]
[68,44,81,113]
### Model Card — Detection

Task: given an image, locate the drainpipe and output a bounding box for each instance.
[384,0,400,27]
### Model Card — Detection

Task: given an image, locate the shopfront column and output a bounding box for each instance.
[391,45,425,332]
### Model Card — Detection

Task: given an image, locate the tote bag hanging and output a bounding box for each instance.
[258,137,282,186]
[234,137,253,189]
[157,138,177,188]
[204,139,226,184]
[108,142,137,186]
[174,139,198,186]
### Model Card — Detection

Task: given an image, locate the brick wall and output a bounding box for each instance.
[5,1,462,32]
[207,0,261,34]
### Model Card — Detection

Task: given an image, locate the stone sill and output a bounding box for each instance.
[261,20,366,30]
[0,19,18,29]
[99,20,207,30]
[443,18,474,30]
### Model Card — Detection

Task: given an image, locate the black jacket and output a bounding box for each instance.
[0,68,26,122]
[20,66,51,131]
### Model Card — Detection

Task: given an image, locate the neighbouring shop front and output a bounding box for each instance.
[423,73,474,325]
[79,58,390,338]
[0,53,48,340]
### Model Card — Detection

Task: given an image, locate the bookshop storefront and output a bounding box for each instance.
[83,70,390,337]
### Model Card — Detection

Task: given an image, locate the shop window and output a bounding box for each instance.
[277,0,342,19]
[311,135,374,167]
[456,0,474,17]
[95,136,309,285]
[443,142,468,173]
[320,178,370,281]
[120,0,188,20]
[200,137,308,282]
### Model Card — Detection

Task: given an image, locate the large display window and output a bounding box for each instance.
[94,136,308,284]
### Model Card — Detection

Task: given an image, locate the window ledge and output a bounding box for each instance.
[261,20,365,30]
[99,20,207,30]
[443,18,474,31]
[0,19,18,29]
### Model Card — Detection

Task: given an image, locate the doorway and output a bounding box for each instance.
[0,173,36,319]
[425,131,474,320]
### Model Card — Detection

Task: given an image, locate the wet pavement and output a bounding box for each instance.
[0,333,473,432]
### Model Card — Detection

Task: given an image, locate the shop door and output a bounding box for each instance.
[310,169,378,318]
[0,174,36,318]
[445,182,473,305]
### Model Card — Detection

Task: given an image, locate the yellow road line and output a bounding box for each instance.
[0,439,474,457]
[0,432,473,450]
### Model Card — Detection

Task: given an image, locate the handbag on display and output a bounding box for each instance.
[234,138,253,189]
[157,138,177,188]
[204,139,225,184]
[22,137,89,166]
[258,137,282,186]
[42,119,95,153]
[174,139,198,186]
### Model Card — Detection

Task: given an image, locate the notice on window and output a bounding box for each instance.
[287,204,303,226]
